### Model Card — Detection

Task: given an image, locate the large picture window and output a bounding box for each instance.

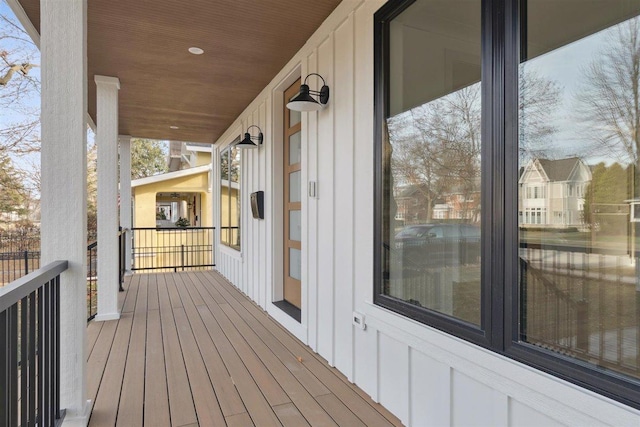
[375,0,487,342]
[517,0,640,394]
[220,141,241,250]
[375,0,640,409]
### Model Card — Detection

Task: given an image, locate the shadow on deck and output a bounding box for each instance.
[86,270,402,426]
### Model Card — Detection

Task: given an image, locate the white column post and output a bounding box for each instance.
[95,75,121,321]
[119,135,132,271]
[40,0,90,422]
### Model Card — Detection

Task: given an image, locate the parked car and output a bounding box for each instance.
[394,223,481,267]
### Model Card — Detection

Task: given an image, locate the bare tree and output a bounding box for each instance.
[388,84,483,223]
[575,16,640,165]
[0,7,39,106]
[388,68,560,223]
[519,68,562,160]
[87,140,97,239]
[0,3,40,210]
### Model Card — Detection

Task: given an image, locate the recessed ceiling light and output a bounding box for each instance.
[188,47,204,55]
[170,125,179,130]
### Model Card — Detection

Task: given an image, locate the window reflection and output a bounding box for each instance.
[519,0,640,379]
[220,143,241,250]
[382,0,482,325]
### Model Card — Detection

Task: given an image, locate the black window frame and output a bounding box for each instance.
[220,138,241,251]
[373,0,640,409]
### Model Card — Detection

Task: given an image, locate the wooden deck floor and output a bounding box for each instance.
[85,271,402,427]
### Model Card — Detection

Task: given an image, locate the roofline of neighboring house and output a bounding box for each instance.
[185,144,213,153]
[132,164,210,188]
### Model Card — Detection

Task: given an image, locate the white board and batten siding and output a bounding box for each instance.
[213,0,640,425]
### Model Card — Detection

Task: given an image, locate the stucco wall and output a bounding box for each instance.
[212,1,640,425]
[133,172,211,228]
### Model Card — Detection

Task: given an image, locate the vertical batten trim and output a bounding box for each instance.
[408,347,413,426]
[253,107,259,303]
[330,28,337,368]
[376,329,381,403]
[299,64,309,332]
[305,52,319,351]
[247,117,253,299]
[349,10,357,384]
[449,367,455,426]
[263,98,270,310]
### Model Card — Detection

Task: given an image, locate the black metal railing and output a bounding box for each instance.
[1,229,124,322]
[0,229,41,286]
[118,228,126,292]
[131,227,215,272]
[520,246,640,376]
[0,250,41,285]
[87,241,98,321]
[86,228,127,322]
[0,260,68,426]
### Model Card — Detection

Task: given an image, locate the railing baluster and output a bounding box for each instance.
[41,282,51,426]
[54,275,61,420]
[29,291,36,427]
[8,304,18,426]
[21,295,29,427]
[36,285,43,426]
[0,309,7,426]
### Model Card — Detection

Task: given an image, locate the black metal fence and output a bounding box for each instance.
[0,229,41,285]
[131,227,215,272]
[0,261,68,426]
[1,229,125,321]
[520,246,640,377]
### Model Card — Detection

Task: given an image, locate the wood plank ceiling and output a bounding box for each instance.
[17,0,341,143]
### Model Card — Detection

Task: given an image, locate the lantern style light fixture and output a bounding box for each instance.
[286,73,330,112]
[236,125,264,149]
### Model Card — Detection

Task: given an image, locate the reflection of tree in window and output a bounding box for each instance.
[220,144,241,250]
[576,17,640,171]
[388,85,482,224]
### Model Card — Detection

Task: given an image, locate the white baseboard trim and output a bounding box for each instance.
[94,312,120,322]
[61,399,92,426]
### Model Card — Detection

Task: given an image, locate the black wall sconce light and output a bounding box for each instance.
[236,125,263,149]
[286,73,330,112]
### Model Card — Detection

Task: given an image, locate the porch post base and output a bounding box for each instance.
[94,312,121,322]
[61,399,92,427]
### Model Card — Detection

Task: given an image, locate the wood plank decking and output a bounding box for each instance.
[85,271,402,427]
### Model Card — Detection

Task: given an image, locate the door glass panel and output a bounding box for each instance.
[290,131,301,165]
[290,210,301,241]
[289,248,302,280]
[289,97,301,126]
[519,0,640,380]
[289,171,301,203]
[382,0,482,326]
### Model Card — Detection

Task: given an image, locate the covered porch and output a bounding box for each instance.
[86,270,401,426]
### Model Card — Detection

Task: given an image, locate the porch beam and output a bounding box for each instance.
[119,135,132,271]
[95,75,121,322]
[39,0,90,423]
